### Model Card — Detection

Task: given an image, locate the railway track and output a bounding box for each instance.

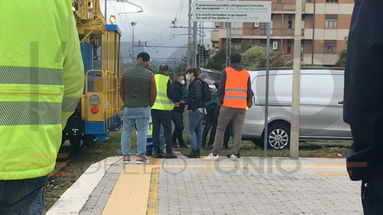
[49,152,73,178]
[49,140,77,178]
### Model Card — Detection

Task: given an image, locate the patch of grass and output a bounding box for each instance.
[178,139,351,158]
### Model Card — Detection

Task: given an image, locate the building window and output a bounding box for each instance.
[287,15,293,29]
[231,22,243,35]
[277,0,282,3]
[325,15,338,29]
[326,0,338,3]
[324,41,337,54]
[286,40,292,54]
[260,22,273,35]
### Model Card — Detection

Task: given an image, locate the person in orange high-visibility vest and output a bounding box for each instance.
[207,53,254,161]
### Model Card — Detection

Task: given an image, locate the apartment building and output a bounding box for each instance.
[210,0,354,65]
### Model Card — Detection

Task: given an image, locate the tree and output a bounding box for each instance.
[196,44,210,68]
[206,47,226,70]
[239,40,253,53]
[205,45,289,71]
[336,49,347,67]
[336,37,348,67]
[242,46,266,69]
[242,45,289,69]
[175,63,187,74]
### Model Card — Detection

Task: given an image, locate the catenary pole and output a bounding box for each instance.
[263,22,271,157]
[187,0,193,68]
[290,0,303,159]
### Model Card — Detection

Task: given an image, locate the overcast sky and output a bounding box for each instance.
[100,0,199,60]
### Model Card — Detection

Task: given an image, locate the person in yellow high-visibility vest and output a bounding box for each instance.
[151,64,178,158]
[0,1,84,214]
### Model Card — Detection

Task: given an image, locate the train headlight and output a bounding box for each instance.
[89,95,100,105]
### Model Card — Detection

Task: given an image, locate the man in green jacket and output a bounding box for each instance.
[0,1,84,214]
[120,52,157,163]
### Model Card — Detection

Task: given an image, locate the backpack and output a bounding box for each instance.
[198,78,212,103]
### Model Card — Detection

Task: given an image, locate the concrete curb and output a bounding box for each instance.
[46,156,122,215]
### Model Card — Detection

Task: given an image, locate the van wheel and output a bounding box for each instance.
[267,122,290,150]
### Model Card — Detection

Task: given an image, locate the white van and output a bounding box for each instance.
[242,68,352,150]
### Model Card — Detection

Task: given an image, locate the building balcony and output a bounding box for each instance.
[303,28,349,40]
[214,28,310,40]
[210,30,220,42]
[272,3,313,14]
[303,54,339,66]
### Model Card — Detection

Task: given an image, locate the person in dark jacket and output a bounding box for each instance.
[202,86,218,148]
[344,1,383,214]
[204,82,232,149]
[185,68,206,158]
[172,73,187,148]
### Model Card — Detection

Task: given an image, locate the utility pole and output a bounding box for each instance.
[263,22,271,157]
[192,21,198,67]
[290,0,303,159]
[131,22,137,62]
[187,0,193,68]
[199,22,202,67]
[202,22,206,67]
[105,0,107,20]
[311,0,316,65]
[225,23,232,67]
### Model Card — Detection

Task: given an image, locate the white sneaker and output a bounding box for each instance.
[230,154,238,161]
[206,153,219,161]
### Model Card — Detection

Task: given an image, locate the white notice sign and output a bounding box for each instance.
[193,1,271,23]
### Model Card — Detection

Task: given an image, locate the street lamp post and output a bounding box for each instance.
[131,22,137,62]
[105,0,107,20]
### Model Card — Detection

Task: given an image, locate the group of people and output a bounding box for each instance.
[119,52,254,163]
[1,1,383,214]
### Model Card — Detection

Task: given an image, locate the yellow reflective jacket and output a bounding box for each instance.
[0,0,84,180]
[152,74,174,111]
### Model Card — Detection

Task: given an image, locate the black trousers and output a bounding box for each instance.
[202,109,215,147]
[361,162,383,215]
[171,111,185,146]
[152,109,173,153]
[348,122,383,215]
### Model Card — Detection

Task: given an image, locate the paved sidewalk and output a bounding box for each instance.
[48,157,363,215]
[157,158,362,215]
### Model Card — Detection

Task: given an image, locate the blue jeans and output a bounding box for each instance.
[120,107,150,157]
[187,110,204,151]
[0,176,47,215]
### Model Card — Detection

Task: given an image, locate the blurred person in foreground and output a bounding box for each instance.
[344,1,383,214]
[0,1,84,214]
